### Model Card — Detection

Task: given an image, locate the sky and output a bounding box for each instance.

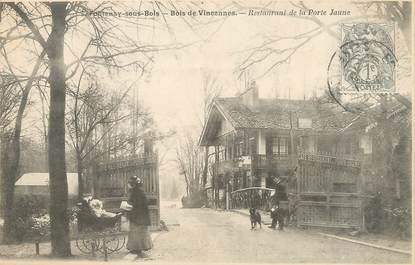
[134,0,411,136]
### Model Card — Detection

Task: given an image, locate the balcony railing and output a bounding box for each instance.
[230,187,275,210]
[251,154,290,169]
[297,150,361,168]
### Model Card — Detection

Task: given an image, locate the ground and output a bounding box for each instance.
[0,201,412,263]
[149,203,411,264]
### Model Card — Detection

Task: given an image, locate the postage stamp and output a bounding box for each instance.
[338,23,396,94]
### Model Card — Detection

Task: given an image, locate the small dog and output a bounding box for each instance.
[249,207,262,229]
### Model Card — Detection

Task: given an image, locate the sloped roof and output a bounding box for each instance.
[15,172,78,195]
[214,97,352,131]
[199,94,410,146]
[336,100,410,133]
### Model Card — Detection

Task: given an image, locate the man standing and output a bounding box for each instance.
[269,206,278,229]
[269,204,285,230]
[276,205,285,231]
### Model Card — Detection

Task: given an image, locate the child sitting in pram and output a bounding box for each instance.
[77,196,122,233]
[89,199,120,218]
[81,195,121,218]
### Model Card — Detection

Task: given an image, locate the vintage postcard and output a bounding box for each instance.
[0,0,412,264]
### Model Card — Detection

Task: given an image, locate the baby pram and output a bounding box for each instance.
[75,199,125,256]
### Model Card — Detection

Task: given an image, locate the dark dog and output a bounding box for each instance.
[249,208,262,229]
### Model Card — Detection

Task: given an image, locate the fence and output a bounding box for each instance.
[296,151,363,229]
[92,154,160,229]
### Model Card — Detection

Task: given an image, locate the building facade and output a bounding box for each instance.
[199,82,410,229]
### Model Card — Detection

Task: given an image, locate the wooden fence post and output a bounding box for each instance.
[103,236,108,262]
[35,242,40,255]
[91,241,96,257]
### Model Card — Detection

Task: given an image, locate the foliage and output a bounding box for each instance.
[6,196,79,243]
[364,193,384,234]
[181,191,204,208]
[365,193,411,239]
[8,195,46,242]
[31,214,50,240]
[384,207,411,240]
[31,207,79,241]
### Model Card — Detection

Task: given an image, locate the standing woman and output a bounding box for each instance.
[126,176,153,257]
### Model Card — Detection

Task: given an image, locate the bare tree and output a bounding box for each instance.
[200,71,222,188]
[0,51,46,244]
[0,74,20,220]
[1,0,232,253]
[0,1,175,255]
[176,133,204,200]
[66,70,131,199]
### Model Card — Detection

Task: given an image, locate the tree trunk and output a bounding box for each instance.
[76,153,83,200]
[0,136,17,243]
[0,56,39,242]
[47,2,71,257]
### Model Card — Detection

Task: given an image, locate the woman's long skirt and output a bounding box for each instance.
[127,223,153,252]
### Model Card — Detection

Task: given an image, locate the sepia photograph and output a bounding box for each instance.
[0,0,413,264]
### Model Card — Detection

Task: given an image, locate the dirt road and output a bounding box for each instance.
[149,204,410,263]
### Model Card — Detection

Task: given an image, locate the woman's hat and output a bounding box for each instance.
[128,175,143,185]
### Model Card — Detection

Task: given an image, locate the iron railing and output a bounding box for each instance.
[297,150,361,168]
[230,187,275,210]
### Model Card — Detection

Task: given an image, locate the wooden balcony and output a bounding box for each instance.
[297,150,361,168]
[251,154,291,170]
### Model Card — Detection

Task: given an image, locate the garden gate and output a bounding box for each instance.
[295,152,363,229]
[87,153,160,229]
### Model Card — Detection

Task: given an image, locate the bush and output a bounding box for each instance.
[386,207,411,239]
[181,192,204,208]
[9,195,47,242]
[8,196,79,243]
[364,193,383,233]
[31,214,50,240]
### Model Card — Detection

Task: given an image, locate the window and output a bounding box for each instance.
[219,146,225,161]
[271,137,289,156]
[239,141,244,156]
[279,138,288,155]
[272,138,279,154]
[249,137,256,155]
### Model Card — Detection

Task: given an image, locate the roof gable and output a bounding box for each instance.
[199,102,236,146]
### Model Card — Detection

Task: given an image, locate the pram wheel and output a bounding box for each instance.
[97,235,126,254]
[76,237,101,254]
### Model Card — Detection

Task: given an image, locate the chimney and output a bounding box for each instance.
[241,80,259,110]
